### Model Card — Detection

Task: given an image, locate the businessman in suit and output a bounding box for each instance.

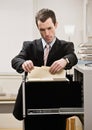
[11,8,78,120]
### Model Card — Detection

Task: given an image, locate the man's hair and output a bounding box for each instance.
[35,8,56,26]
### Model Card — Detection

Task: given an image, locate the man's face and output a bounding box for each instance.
[37,18,57,43]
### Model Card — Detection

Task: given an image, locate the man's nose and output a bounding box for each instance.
[45,29,49,35]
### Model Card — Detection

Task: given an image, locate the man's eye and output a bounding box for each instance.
[40,29,45,31]
[40,27,52,32]
[48,27,52,30]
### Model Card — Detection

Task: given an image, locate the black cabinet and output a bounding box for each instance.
[23,81,83,130]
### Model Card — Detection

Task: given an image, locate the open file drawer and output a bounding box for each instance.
[22,81,83,130]
[24,81,83,112]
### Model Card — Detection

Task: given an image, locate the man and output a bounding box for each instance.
[11,8,78,74]
[11,8,78,120]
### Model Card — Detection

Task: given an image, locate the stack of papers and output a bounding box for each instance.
[78,43,92,61]
[27,66,67,81]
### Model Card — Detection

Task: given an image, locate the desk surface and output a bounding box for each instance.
[0,94,16,101]
[0,94,16,113]
[0,100,15,113]
[0,128,22,130]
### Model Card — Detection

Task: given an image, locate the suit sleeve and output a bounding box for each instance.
[11,42,30,73]
[63,42,78,69]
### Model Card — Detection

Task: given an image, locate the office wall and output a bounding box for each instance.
[0,0,33,73]
[87,0,92,37]
[0,0,83,73]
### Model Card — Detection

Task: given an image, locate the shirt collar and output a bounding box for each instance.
[42,37,56,49]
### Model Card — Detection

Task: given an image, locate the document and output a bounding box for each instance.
[27,66,67,81]
[66,116,83,130]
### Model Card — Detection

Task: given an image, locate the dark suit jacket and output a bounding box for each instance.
[11,38,78,120]
[11,38,78,73]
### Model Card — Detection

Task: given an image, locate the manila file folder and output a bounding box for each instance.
[27,66,67,81]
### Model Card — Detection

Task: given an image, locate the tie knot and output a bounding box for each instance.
[46,44,50,49]
[45,44,51,50]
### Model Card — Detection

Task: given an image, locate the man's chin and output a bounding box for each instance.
[45,39,52,43]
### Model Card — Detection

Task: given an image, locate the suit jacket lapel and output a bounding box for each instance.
[36,39,44,65]
[46,39,60,65]
[48,39,59,57]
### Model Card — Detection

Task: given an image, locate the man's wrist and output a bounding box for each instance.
[63,57,70,64]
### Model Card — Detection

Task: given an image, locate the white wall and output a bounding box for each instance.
[0,0,33,73]
[87,0,92,37]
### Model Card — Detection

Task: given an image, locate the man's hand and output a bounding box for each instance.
[49,58,67,74]
[22,60,34,72]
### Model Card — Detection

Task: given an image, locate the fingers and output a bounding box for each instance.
[22,60,34,72]
[49,63,62,74]
[49,59,67,74]
[49,64,60,74]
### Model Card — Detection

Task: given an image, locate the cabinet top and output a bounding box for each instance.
[75,64,92,73]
